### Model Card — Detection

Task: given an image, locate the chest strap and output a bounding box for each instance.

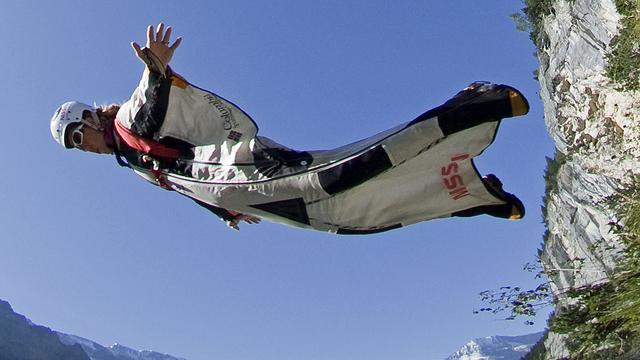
[113,119,180,190]
[113,120,181,159]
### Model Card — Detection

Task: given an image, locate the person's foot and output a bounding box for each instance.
[503,85,529,117]
[482,174,503,193]
[460,83,529,117]
[482,174,524,220]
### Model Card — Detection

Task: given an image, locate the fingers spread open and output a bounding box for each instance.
[131,42,142,55]
[163,27,172,44]
[156,23,164,42]
[146,25,154,44]
[170,37,182,50]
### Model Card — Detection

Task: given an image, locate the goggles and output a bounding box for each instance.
[70,124,85,148]
[67,112,102,148]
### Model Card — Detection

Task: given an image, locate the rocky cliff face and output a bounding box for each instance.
[536,0,640,358]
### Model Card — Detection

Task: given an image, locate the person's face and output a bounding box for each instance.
[70,112,113,154]
[77,126,112,154]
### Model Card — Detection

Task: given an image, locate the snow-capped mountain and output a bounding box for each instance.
[57,333,188,360]
[0,299,186,360]
[445,332,545,360]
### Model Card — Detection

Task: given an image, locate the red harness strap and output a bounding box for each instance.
[113,120,181,189]
[113,120,181,159]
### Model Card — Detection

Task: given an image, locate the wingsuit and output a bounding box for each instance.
[112,66,528,234]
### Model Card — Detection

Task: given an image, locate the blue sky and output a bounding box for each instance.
[1,1,554,359]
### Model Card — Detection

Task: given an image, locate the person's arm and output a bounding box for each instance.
[131,23,182,77]
[127,23,183,138]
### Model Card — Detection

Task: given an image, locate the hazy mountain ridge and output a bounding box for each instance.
[0,299,186,360]
[0,299,89,360]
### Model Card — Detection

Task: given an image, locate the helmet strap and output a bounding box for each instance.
[81,111,105,132]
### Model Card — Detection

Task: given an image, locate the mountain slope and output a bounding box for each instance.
[446,332,545,360]
[0,299,185,360]
[0,299,89,360]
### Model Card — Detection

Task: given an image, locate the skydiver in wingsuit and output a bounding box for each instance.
[51,24,527,234]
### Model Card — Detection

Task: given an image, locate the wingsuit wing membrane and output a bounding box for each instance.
[115,69,528,234]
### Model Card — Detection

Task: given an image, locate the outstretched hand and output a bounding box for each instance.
[226,214,262,231]
[131,23,182,74]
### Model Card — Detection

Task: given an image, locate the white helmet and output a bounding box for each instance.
[50,101,95,148]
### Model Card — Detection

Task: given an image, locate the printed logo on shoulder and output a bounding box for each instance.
[204,93,238,130]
